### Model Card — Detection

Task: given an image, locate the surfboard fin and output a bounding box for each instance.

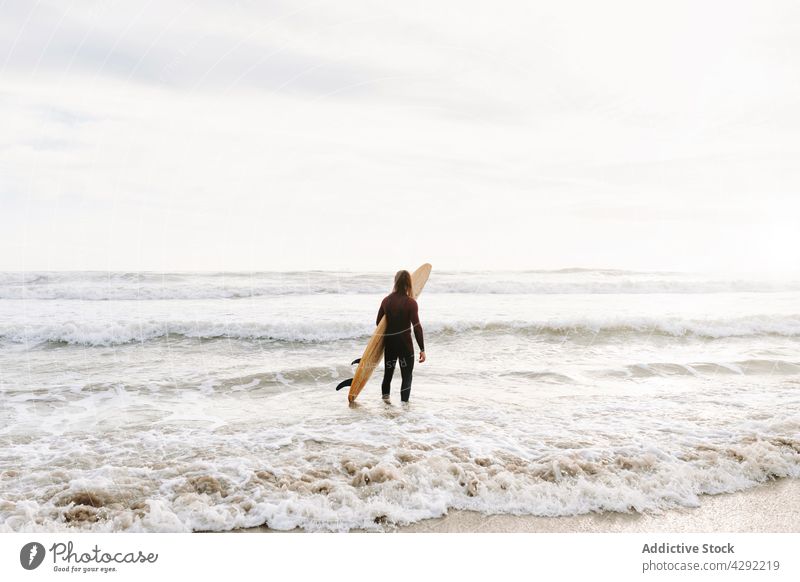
[336,378,353,391]
[350,358,361,365]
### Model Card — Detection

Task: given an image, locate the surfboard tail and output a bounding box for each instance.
[335,378,353,391]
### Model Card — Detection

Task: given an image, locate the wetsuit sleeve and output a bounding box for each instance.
[410,299,425,352]
[376,298,386,326]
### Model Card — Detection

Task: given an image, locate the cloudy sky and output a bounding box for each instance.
[1,0,799,273]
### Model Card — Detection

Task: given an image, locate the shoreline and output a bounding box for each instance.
[232,478,800,533]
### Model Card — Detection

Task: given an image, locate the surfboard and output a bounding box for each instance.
[336,263,432,403]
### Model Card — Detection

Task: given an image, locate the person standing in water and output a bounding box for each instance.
[376,270,426,402]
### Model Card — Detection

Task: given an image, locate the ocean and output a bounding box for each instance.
[1,269,799,532]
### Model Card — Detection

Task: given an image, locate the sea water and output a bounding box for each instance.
[0,269,798,531]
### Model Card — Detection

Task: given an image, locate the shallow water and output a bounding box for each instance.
[1,270,799,531]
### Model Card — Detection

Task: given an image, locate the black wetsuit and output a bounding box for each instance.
[376,292,425,401]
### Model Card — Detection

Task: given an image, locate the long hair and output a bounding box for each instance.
[393,270,414,298]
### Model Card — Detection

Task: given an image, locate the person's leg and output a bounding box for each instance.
[398,353,415,402]
[382,350,398,398]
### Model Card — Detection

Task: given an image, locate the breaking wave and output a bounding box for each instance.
[2,270,799,299]
[1,429,798,533]
[3,315,800,346]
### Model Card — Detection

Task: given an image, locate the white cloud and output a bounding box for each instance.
[1,0,799,273]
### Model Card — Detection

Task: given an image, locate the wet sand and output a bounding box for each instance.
[235,478,800,533]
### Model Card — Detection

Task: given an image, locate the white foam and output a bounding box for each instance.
[2,270,799,300]
[2,314,800,346]
[1,422,798,533]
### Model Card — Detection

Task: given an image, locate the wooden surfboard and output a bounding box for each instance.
[336,263,432,403]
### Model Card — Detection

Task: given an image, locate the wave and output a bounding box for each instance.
[444,316,800,340]
[1,271,799,299]
[3,315,800,346]
[612,359,800,378]
[2,431,798,532]
[8,357,796,402]
[0,320,368,346]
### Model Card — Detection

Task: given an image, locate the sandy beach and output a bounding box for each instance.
[234,478,800,533]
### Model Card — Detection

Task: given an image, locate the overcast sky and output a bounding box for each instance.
[1,0,799,273]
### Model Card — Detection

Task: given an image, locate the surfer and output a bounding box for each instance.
[376,270,426,402]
